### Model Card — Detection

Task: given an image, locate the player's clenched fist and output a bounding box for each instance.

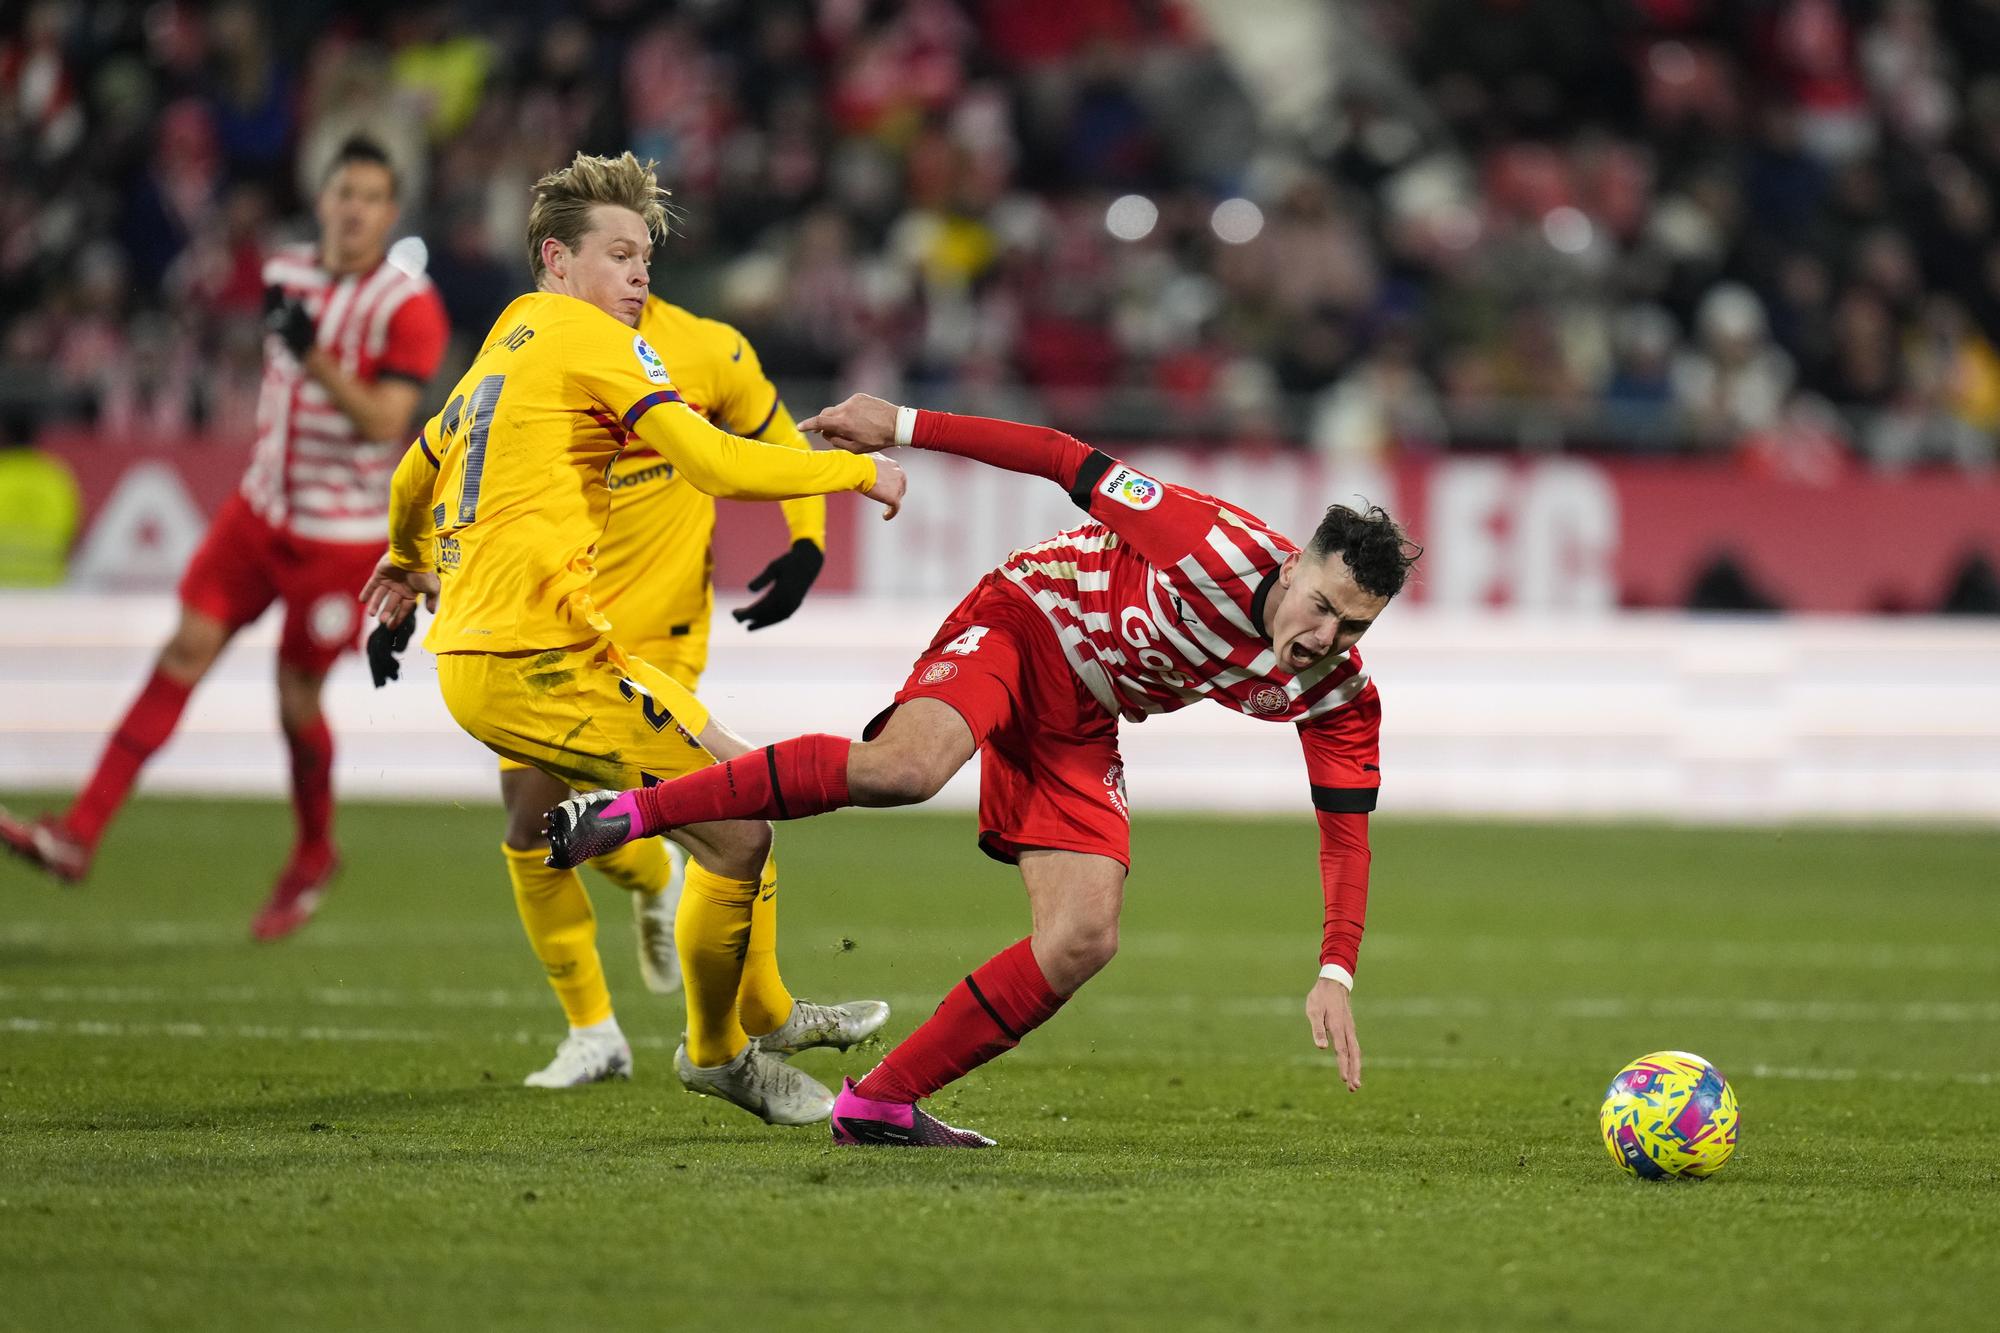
[801,394,900,452]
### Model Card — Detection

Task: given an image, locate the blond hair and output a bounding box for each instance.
[526,151,672,282]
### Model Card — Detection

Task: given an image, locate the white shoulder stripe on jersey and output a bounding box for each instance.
[1285,647,1355,699]
[1220,507,1289,562]
[339,264,405,370]
[1299,670,1371,720]
[1174,549,1258,637]
[364,276,424,359]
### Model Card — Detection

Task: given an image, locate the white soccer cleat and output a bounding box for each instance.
[752,998,892,1057]
[632,840,684,995]
[523,1030,633,1088]
[674,1041,834,1125]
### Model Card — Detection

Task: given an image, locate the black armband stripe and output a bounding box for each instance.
[1068,449,1116,509]
[377,369,429,387]
[1311,785,1379,814]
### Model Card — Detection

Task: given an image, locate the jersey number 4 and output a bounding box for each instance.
[440,374,507,523]
[942,626,989,656]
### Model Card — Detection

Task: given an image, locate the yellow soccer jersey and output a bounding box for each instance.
[388,290,875,655]
[592,297,823,660]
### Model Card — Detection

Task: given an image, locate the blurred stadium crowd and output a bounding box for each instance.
[5,0,2000,471]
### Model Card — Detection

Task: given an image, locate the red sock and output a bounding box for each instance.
[856,938,1067,1104]
[633,733,851,832]
[284,715,335,855]
[62,668,194,847]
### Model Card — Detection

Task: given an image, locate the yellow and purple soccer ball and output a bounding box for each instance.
[1599,1050,1739,1180]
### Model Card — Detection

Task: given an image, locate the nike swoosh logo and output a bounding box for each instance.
[759,889,776,902]
[732,339,744,362]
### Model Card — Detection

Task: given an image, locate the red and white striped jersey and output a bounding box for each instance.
[995,461,1381,802]
[239,244,448,544]
[909,410,1384,978]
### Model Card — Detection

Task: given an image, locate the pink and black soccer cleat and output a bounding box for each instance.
[0,806,91,883]
[543,790,643,870]
[249,846,340,942]
[830,1078,996,1148]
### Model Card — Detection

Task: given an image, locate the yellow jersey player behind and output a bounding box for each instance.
[361,151,906,1125]
[478,293,889,1090]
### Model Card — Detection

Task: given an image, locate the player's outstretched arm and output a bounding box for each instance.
[630,397,905,518]
[802,395,1090,487]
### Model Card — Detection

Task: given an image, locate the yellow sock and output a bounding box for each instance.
[737,853,795,1036]
[502,842,613,1029]
[678,857,757,1066]
[591,835,672,897]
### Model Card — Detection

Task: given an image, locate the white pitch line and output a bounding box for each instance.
[4,922,1997,973]
[5,983,2000,1028]
[5,1014,1994,1087]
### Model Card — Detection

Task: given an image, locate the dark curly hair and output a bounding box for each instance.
[1304,504,1421,599]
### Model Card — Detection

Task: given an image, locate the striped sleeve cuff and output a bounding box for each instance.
[416,434,438,467]
[621,388,684,432]
[747,393,781,438]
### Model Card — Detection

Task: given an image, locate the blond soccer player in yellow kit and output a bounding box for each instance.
[361,152,907,1124]
[491,292,888,1090]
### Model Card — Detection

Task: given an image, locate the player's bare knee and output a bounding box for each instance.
[853,741,950,806]
[1042,919,1119,989]
[683,818,770,881]
[159,625,224,681]
[503,804,548,851]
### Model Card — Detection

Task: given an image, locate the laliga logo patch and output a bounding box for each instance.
[1098,465,1162,511]
[1248,685,1290,715]
[633,335,670,384]
[919,661,958,685]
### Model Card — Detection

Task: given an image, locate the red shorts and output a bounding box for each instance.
[871,572,1129,869]
[177,493,380,674]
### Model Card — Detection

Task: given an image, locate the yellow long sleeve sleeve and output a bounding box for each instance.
[629,398,877,503]
[387,437,439,569]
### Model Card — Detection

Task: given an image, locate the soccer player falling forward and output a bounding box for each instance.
[361,153,905,1123]
[375,280,888,1090]
[1,136,448,940]
[547,395,1421,1147]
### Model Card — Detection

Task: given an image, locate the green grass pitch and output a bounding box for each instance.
[2,796,1996,1331]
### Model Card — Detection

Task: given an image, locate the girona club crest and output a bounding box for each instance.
[1248,685,1290,716]
[919,661,958,685]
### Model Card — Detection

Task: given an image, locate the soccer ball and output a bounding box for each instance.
[1598,1050,1739,1180]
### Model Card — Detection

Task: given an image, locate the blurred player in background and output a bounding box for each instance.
[362,152,904,1120]
[1,136,447,941]
[549,394,1419,1147]
[376,284,888,1089]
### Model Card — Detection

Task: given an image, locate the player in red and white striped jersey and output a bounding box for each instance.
[0,137,447,941]
[545,394,1420,1148]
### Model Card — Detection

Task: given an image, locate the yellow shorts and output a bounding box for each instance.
[440,637,715,792]
[492,635,703,777]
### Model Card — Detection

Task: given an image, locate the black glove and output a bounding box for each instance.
[732,538,825,630]
[263,285,316,359]
[366,613,417,687]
